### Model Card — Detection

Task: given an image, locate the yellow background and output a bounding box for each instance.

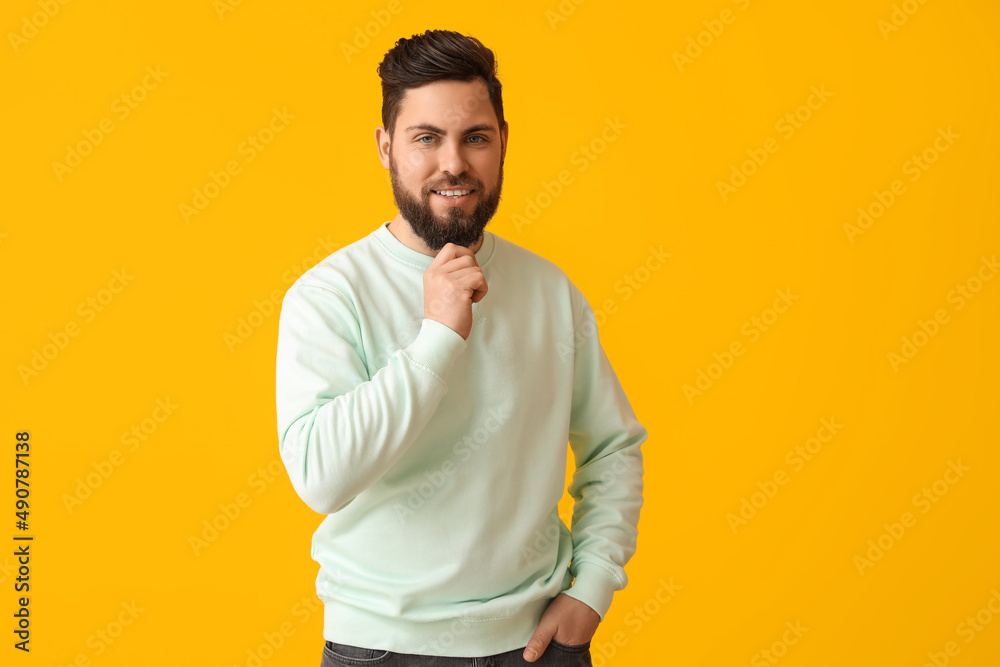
[3,0,999,665]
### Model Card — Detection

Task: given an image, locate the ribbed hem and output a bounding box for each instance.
[402,318,467,383]
[562,561,624,620]
[321,595,551,658]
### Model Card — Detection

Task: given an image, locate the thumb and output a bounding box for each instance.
[523,629,554,662]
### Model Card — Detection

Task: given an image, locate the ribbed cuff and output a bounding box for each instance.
[402,318,468,383]
[562,562,623,621]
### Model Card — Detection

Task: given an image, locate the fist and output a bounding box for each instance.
[423,243,488,340]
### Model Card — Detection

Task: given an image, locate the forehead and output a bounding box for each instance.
[396,79,497,131]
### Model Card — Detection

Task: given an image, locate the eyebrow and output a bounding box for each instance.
[404,123,496,135]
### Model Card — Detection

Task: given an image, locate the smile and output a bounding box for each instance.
[432,189,475,199]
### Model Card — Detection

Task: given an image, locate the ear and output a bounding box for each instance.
[500,121,509,165]
[375,126,391,169]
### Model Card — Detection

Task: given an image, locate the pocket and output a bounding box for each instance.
[322,641,393,666]
[549,638,591,653]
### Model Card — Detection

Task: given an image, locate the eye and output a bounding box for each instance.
[468,135,486,144]
[417,135,436,144]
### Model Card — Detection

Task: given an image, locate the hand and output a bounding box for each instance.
[423,242,488,340]
[523,593,601,662]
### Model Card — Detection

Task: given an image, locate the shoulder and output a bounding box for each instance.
[491,232,586,300]
[278,230,389,324]
[286,229,383,296]
[490,232,575,285]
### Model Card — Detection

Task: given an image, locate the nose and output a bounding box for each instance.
[436,136,470,179]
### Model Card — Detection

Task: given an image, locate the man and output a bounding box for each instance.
[275,29,646,666]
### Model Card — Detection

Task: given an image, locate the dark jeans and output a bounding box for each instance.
[321,639,593,667]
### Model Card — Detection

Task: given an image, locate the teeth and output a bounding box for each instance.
[435,189,472,197]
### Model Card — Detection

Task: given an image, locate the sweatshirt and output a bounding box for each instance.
[274,220,646,657]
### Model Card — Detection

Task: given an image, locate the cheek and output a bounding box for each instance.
[472,154,501,181]
[479,167,500,187]
[401,149,432,173]
[396,159,429,187]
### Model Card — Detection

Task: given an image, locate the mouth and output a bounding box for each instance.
[431,188,476,205]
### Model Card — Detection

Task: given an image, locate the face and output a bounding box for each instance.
[377,78,508,252]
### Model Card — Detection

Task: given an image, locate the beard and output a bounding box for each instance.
[388,152,503,252]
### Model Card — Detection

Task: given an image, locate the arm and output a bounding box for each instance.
[560,286,647,621]
[275,282,467,515]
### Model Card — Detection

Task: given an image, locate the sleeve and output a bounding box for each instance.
[560,286,647,621]
[275,282,468,515]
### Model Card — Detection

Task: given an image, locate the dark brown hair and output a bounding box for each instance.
[377,30,505,139]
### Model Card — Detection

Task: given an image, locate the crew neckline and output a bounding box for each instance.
[372,221,497,271]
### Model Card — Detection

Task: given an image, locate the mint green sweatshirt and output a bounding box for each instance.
[274,221,646,657]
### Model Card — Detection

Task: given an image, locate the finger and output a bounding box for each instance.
[440,266,485,287]
[438,254,481,274]
[470,276,488,302]
[425,269,486,309]
[441,243,476,261]
[454,270,487,300]
[429,243,461,267]
[523,630,553,663]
